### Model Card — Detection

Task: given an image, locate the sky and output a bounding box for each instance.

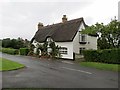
[0,0,119,40]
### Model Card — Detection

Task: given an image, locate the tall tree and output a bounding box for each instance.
[82,18,120,49]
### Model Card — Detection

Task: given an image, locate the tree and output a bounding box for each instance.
[82,18,120,49]
[49,42,60,58]
[2,38,11,48]
[97,37,110,49]
[2,38,30,49]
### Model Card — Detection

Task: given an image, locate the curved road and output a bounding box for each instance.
[1,53,119,88]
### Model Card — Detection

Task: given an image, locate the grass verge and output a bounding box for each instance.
[0,57,25,71]
[80,62,120,72]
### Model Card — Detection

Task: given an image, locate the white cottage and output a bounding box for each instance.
[31,15,97,60]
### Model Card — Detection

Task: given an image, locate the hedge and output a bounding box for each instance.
[19,48,29,55]
[83,49,120,64]
[1,48,19,55]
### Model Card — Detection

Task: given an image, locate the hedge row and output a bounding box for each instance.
[19,48,29,55]
[1,48,19,55]
[1,48,29,56]
[83,49,120,64]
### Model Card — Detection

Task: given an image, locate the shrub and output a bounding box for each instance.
[83,50,100,62]
[1,48,18,55]
[100,49,120,64]
[19,48,29,55]
[83,49,120,64]
[27,51,34,56]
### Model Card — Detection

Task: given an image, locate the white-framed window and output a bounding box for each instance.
[59,47,68,54]
[79,34,87,44]
[79,47,85,55]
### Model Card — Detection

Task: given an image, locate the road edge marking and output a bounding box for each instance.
[61,67,92,74]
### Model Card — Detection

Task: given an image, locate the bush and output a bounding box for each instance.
[83,49,120,64]
[100,49,119,63]
[19,48,29,55]
[1,48,18,55]
[27,51,34,56]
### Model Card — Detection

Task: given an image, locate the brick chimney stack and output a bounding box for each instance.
[62,15,67,23]
[38,22,43,30]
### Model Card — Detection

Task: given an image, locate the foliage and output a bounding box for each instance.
[83,49,120,64]
[2,37,30,49]
[29,44,35,51]
[80,62,120,72]
[2,38,11,48]
[49,42,60,58]
[27,51,34,56]
[97,37,110,49]
[35,41,61,58]
[1,48,19,55]
[37,42,48,56]
[82,18,120,49]
[0,39,2,47]
[19,48,29,55]
[43,42,48,53]
[0,58,24,71]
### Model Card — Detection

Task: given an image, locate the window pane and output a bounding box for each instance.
[81,35,85,41]
[79,48,85,55]
[59,47,67,54]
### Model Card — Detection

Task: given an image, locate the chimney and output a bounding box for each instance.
[38,22,43,30]
[62,15,67,23]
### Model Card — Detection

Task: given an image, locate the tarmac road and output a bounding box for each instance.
[1,53,119,88]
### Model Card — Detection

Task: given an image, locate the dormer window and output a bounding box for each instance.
[46,37,53,44]
[79,34,87,44]
[47,37,52,42]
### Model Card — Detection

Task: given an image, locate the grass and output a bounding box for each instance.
[0,57,25,71]
[80,62,120,72]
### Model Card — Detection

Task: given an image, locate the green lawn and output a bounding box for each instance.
[80,62,120,72]
[0,57,25,71]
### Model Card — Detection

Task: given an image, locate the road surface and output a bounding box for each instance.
[1,53,119,88]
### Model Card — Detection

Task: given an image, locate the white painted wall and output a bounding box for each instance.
[73,32,80,54]
[86,35,97,50]
[55,42,73,59]
[73,22,97,54]
[73,22,86,54]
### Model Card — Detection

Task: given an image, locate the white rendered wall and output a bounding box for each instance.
[73,22,97,54]
[55,42,73,59]
[86,35,97,50]
[73,22,86,54]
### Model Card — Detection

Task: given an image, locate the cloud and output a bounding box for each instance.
[0,2,93,40]
[0,0,119,40]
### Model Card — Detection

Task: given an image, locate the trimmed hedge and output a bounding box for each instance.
[1,48,19,55]
[83,49,120,64]
[19,48,29,55]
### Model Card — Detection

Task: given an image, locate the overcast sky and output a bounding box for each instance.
[0,0,119,40]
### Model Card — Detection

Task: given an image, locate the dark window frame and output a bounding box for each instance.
[79,47,85,55]
[79,33,87,44]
